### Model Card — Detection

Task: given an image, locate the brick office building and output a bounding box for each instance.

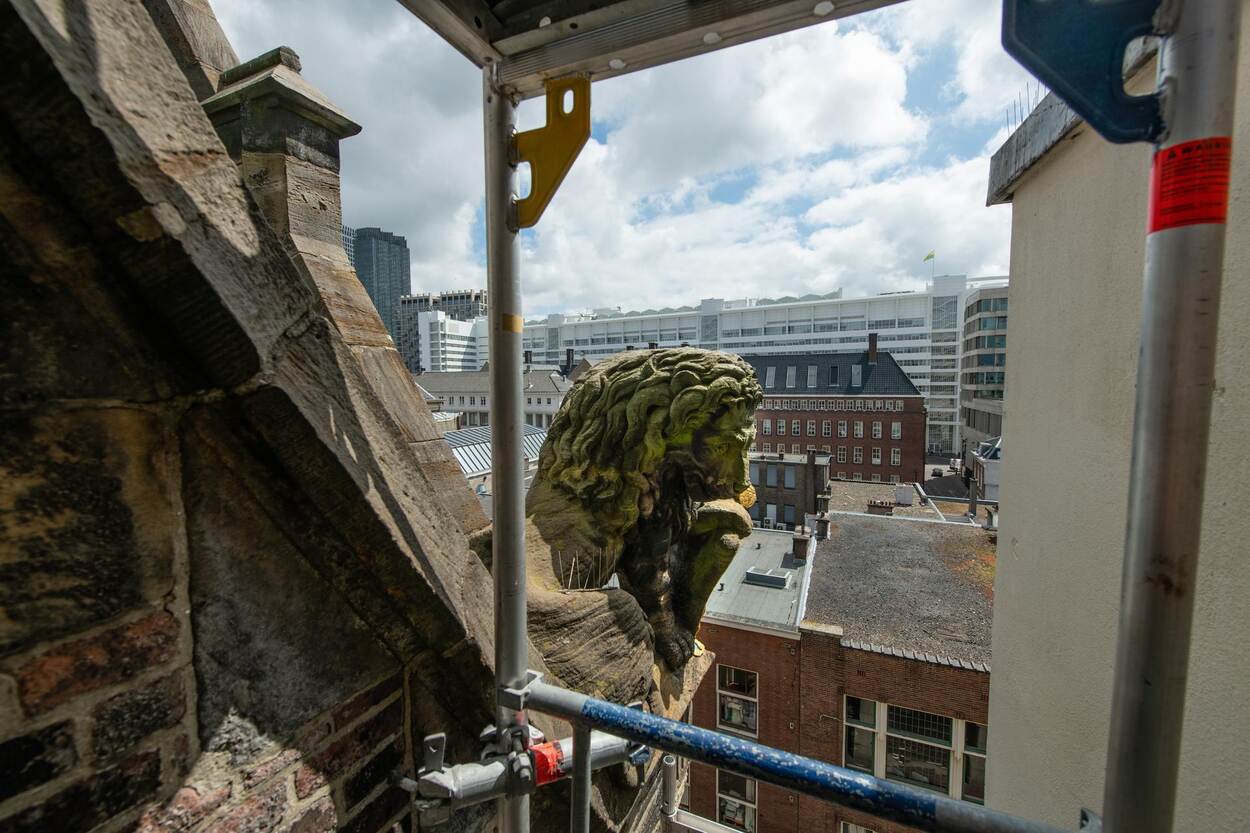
[747,450,832,530]
[740,341,927,486]
[681,514,993,833]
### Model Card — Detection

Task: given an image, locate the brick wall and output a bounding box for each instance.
[689,624,801,833]
[754,398,926,485]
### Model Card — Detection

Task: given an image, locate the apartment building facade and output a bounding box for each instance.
[686,514,994,833]
[416,366,569,428]
[513,276,993,454]
[959,283,1008,450]
[747,450,831,530]
[741,343,927,485]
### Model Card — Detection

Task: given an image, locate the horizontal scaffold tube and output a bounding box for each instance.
[526,681,1071,833]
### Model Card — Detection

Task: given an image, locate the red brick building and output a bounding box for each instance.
[681,514,993,833]
[740,339,927,486]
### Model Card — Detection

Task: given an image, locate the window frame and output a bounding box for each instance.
[716,664,760,738]
[717,769,758,833]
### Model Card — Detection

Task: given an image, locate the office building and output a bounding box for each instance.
[519,276,1002,455]
[403,289,488,321]
[741,341,927,485]
[959,283,1008,450]
[341,223,355,267]
[353,227,410,338]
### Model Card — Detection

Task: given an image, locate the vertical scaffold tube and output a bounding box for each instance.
[483,64,529,833]
[1103,3,1241,832]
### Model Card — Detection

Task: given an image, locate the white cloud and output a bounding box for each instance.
[210,0,1016,314]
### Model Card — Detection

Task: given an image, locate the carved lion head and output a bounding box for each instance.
[535,348,763,530]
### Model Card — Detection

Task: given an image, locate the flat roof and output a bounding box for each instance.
[703,528,813,633]
[824,481,941,520]
[801,513,994,667]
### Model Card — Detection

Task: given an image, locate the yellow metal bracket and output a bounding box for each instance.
[512,76,590,229]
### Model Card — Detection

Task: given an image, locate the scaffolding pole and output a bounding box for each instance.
[1103,2,1241,832]
[483,63,530,833]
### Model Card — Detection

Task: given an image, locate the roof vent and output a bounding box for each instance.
[743,567,790,589]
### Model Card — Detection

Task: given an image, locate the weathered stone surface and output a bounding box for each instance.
[283,797,336,833]
[343,738,405,810]
[0,409,178,657]
[208,782,286,833]
[0,720,76,801]
[294,699,402,799]
[0,749,160,833]
[92,672,187,762]
[129,782,232,833]
[139,0,239,99]
[14,611,180,715]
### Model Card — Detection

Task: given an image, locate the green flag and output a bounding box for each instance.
[922,250,935,262]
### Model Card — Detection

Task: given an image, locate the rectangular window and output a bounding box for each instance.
[748,463,760,485]
[891,448,902,466]
[841,824,877,833]
[792,419,801,435]
[784,466,797,489]
[837,471,846,479]
[822,420,832,437]
[889,474,901,484]
[871,448,882,465]
[885,706,953,794]
[785,366,797,388]
[762,442,771,452]
[807,365,818,387]
[807,420,816,437]
[717,665,758,736]
[854,421,864,438]
[766,465,778,487]
[871,474,881,483]
[777,420,787,436]
[891,421,902,440]
[765,367,776,388]
[844,696,876,773]
[717,770,758,833]
[853,472,863,481]
[853,448,863,464]
[838,420,848,438]
[851,364,862,387]
[762,419,772,435]
[963,723,987,804]
[823,445,831,452]
[837,447,847,463]
[784,504,796,526]
[872,421,882,439]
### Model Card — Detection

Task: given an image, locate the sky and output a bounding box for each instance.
[212,0,1033,316]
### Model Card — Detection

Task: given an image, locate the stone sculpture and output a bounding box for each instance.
[527,348,763,670]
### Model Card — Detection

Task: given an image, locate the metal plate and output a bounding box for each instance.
[398,0,905,98]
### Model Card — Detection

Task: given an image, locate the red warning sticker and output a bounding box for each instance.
[1148,136,1233,233]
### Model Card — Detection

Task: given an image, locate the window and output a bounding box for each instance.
[838,420,848,438]
[524,397,530,405]
[871,474,881,483]
[854,421,864,438]
[762,419,772,435]
[872,421,882,439]
[844,696,876,773]
[784,466,797,489]
[837,471,846,479]
[792,419,801,435]
[851,364,863,387]
[765,367,776,388]
[717,770,757,832]
[785,366,797,388]
[871,448,882,465]
[777,420,787,436]
[886,706,952,793]
[853,472,863,481]
[822,420,832,437]
[889,474,901,484]
[807,420,816,437]
[853,448,863,464]
[837,447,847,463]
[762,442,771,452]
[841,824,877,833]
[807,365,817,387]
[822,445,831,452]
[766,465,778,487]
[748,463,760,485]
[891,448,902,466]
[717,666,758,736]
[784,504,796,525]
[963,723,987,804]
[891,421,902,440]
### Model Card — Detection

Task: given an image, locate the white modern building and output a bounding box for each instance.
[516,275,1006,454]
[417,365,570,428]
[413,311,489,373]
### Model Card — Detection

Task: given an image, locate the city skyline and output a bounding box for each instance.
[215,0,1030,316]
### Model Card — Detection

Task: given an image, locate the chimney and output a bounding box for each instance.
[792,531,811,561]
[815,515,831,540]
[868,332,878,365]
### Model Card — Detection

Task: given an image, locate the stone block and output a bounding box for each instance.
[0,749,160,833]
[283,797,336,833]
[206,782,287,833]
[0,409,178,657]
[92,672,186,762]
[343,738,405,810]
[129,782,232,833]
[0,720,76,801]
[242,748,301,792]
[14,611,180,715]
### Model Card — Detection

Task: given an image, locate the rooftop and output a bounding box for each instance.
[749,451,832,466]
[703,529,814,634]
[738,350,922,397]
[416,367,572,395]
[823,481,941,520]
[443,424,548,477]
[802,513,995,668]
